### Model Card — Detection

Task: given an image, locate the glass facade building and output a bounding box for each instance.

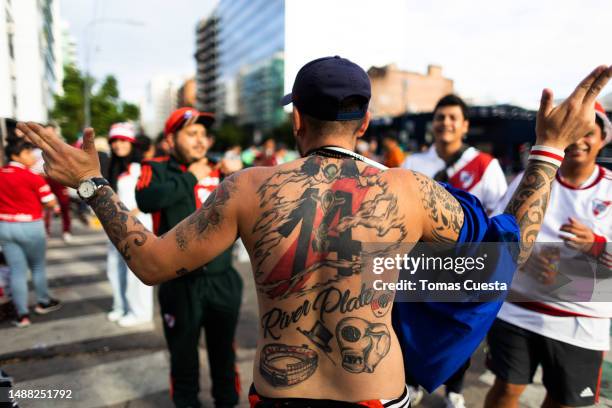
[238,53,285,130]
[41,0,57,112]
[196,0,286,132]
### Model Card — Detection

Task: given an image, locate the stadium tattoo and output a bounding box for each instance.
[259,343,318,387]
[504,161,557,264]
[89,186,148,261]
[253,157,407,299]
[412,171,464,243]
[336,317,391,373]
[174,174,238,251]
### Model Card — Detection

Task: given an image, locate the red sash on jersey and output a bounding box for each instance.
[447,151,493,192]
[512,301,598,318]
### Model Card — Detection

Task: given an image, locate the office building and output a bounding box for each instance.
[368,64,454,118]
[195,0,454,133]
[196,0,285,132]
[195,16,218,114]
[177,77,197,108]
[0,0,64,122]
[140,75,182,138]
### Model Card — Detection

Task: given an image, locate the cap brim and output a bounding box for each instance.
[195,113,215,128]
[280,93,293,106]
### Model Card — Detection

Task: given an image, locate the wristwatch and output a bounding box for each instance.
[77,177,110,201]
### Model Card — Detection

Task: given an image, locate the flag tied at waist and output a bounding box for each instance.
[392,183,519,392]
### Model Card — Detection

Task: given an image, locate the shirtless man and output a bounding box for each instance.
[17,57,611,407]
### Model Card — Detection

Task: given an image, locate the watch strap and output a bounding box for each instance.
[90,177,110,188]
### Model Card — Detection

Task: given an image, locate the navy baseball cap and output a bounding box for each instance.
[281,56,371,121]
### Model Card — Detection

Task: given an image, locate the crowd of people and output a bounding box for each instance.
[1,56,611,408]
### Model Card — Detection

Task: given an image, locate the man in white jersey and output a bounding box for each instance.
[485,102,612,408]
[402,94,507,214]
[402,94,508,407]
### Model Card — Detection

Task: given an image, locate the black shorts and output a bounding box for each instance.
[487,318,605,407]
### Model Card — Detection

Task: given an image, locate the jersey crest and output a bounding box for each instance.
[592,199,611,218]
[458,170,475,189]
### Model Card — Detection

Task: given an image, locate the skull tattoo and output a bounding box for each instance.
[336,317,391,373]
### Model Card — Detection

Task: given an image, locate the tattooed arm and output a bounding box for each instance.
[501,66,611,264]
[410,171,464,244]
[15,123,244,285]
[409,66,612,262]
[502,162,556,264]
[88,173,241,284]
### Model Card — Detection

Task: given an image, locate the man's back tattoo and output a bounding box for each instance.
[253,156,407,300]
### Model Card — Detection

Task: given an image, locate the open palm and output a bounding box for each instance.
[16,123,102,188]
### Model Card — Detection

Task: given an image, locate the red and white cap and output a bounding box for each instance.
[595,101,612,145]
[108,122,136,143]
[164,107,214,136]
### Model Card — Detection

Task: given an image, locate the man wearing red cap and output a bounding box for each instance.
[134,108,243,408]
[485,102,612,408]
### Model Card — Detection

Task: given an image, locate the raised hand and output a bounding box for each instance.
[506,65,611,264]
[536,65,612,150]
[16,123,102,188]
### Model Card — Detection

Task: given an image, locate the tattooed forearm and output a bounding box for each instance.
[175,223,188,251]
[89,186,149,260]
[412,171,464,243]
[504,161,557,264]
[173,174,238,251]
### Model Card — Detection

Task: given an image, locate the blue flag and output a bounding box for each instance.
[392,183,519,392]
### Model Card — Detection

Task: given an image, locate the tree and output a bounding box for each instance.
[214,115,248,150]
[269,119,294,149]
[51,65,139,142]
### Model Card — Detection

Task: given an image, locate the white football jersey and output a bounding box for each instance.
[402,146,507,213]
[117,163,153,230]
[494,165,612,350]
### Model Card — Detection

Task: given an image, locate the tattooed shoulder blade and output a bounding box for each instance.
[253,157,407,300]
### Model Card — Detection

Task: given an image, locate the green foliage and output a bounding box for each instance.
[212,116,294,151]
[214,116,248,150]
[213,122,247,150]
[50,66,139,143]
[269,119,294,148]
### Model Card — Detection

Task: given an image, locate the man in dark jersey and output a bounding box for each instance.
[135,108,242,408]
[18,58,612,407]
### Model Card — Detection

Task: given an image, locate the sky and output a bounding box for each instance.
[60,0,217,104]
[61,0,612,109]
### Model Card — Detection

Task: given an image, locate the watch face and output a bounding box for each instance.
[78,180,96,198]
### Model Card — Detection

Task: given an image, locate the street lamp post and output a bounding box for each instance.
[83,18,144,128]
